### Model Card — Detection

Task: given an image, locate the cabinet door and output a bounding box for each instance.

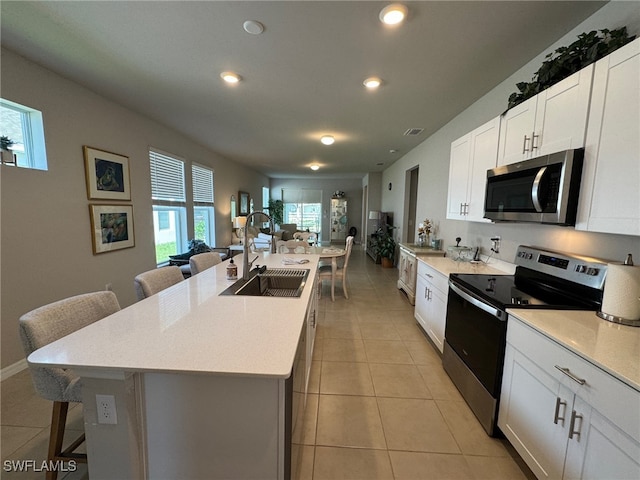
[564,395,640,480]
[398,250,408,285]
[425,283,447,353]
[498,344,569,480]
[446,133,471,220]
[405,254,417,291]
[414,275,429,332]
[466,117,500,222]
[576,38,640,236]
[497,95,537,165]
[534,65,593,157]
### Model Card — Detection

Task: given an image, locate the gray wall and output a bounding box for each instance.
[381,2,640,264]
[270,178,363,244]
[1,49,269,370]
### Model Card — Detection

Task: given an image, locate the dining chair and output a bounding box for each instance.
[134,265,184,300]
[19,291,121,480]
[278,239,307,254]
[189,252,223,275]
[319,235,354,300]
[293,232,317,245]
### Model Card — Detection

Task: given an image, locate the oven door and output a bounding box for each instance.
[444,281,507,398]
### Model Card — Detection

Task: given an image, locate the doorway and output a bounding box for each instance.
[405,167,419,243]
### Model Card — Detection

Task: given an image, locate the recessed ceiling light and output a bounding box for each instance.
[310,165,320,171]
[379,3,408,25]
[320,135,335,146]
[220,71,241,84]
[243,20,264,35]
[363,77,382,89]
[389,149,398,154]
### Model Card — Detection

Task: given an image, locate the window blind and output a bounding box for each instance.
[192,164,214,204]
[149,149,185,202]
[282,188,322,204]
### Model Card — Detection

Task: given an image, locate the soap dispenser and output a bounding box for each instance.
[226,258,238,280]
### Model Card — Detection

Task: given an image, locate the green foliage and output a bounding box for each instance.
[0,136,14,150]
[376,225,397,259]
[156,242,177,263]
[268,199,284,225]
[507,27,635,111]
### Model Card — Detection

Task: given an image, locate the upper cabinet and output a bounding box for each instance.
[446,116,500,222]
[576,38,640,236]
[497,65,594,166]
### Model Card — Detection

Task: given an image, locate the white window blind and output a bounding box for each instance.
[282,189,322,204]
[192,164,214,204]
[149,149,185,202]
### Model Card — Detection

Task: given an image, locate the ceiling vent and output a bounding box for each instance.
[403,128,424,136]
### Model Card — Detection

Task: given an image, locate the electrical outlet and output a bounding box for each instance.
[96,394,118,425]
[490,236,501,254]
[105,283,113,291]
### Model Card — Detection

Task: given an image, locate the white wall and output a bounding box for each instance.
[382,2,640,264]
[1,48,269,369]
[270,178,363,244]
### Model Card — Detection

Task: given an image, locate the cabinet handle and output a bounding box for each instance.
[554,365,587,385]
[459,203,464,215]
[531,131,539,150]
[522,134,530,153]
[425,273,433,279]
[569,410,583,440]
[553,397,567,425]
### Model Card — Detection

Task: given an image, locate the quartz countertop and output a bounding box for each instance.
[28,253,318,379]
[398,242,445,256]
[507,309,640,392]
[418,255,515,277]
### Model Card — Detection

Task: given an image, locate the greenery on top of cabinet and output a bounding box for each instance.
[507,27,635,111]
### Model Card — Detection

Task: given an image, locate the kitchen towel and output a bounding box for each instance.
[601,263,640,320]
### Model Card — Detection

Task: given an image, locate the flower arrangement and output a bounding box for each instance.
[417,219,433,237]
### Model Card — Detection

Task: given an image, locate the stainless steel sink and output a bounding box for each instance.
[220,268,309,298]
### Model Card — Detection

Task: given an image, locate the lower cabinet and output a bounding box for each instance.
[414,261,448,353]
[397,246,417,304]
[499,317,640,480]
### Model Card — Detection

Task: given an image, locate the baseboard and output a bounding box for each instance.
[1,358,27,381]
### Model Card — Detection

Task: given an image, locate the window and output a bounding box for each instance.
[0,98,47,170]
[192,164,215,246]
[150,149,187,264]
[262,187,270,211]
[282,189,322,239]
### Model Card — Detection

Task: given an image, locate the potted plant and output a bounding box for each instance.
[0,136,16,164]
[267,199,284,227]
[377,226,396,268]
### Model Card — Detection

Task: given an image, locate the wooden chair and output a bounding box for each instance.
[189,252,223,275]
[134,266,184,300]
[19,291,121,480]
[319,235,354,300]
[278,239,307,254]
[293,231,317,245]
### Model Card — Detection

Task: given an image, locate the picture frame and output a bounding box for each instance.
[89,204,135,254]
[238,191,250,216]
[84,146,131,200]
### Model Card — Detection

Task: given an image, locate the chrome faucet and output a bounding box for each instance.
[243,211,276,280]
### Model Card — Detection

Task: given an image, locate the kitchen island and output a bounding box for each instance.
[28,252,319,479]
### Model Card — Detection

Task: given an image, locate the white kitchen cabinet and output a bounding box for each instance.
[398,246,418,304]
[576,38,640,236]
[414,260,448,353]
[499,317,640,480]
[497,65,593,166]
[446,116,500,222]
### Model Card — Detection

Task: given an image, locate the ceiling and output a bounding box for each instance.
[1,1,606,178]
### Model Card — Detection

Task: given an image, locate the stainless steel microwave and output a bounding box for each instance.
[484,149,584,225]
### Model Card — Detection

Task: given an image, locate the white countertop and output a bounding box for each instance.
[398,242,445,256]
[507,309,640,392]
[418,255,514,277]
[28,253,318,379]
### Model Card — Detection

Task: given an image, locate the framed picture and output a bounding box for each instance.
[239,191,250,216]
[89,204,135,254]
[84,146,131,200]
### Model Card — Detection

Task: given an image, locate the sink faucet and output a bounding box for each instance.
[243,211,276,280]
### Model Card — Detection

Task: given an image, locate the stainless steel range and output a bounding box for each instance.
[443,245,609,436]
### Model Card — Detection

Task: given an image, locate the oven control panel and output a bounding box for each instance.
[515,245,608,290]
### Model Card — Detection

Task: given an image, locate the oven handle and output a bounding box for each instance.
[449,281,505,320]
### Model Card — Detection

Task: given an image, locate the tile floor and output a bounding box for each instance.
[1,247,532,479]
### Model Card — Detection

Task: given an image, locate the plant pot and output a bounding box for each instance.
[381,257,393,268]
[1,150,16,165]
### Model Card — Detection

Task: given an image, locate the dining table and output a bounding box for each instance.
[282,245,346,301]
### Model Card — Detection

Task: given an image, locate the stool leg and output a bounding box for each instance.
[46,401,68,480]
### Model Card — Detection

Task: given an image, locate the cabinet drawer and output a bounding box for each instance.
[507,316,640,443]
[417,261,448,293]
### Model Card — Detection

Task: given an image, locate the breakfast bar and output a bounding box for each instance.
[27,253,320,479]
